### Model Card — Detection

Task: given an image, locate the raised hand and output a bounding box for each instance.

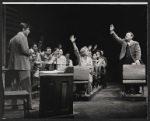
[88,45,92,50]
[93,44,97,51]
[59,44,62,49]
[70,35,76,42]
[110,24,115,31]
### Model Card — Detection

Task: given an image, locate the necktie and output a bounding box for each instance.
[124,43,133,64]
[125,44,130,57]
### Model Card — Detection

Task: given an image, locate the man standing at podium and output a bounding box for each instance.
[110,24,141,94]
[8,23,34,110]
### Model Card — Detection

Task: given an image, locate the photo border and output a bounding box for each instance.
[0,0,149,121]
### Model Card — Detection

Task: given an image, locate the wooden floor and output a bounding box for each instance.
[3,82,148,119]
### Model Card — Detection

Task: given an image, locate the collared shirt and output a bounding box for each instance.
[126,40,133,46]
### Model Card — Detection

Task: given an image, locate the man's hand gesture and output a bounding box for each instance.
[88,45,92,51]
[59,44,62,49]
[110,24,115,31]
[70,35,76,42]
[93,44,97,51]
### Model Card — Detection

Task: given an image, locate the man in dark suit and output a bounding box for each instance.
[8,23,34,109]
[110,24,141,94]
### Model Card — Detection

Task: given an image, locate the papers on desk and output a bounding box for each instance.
[40,70,64,74]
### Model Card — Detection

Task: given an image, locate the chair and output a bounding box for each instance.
[121,64,146,97]
[73,66,91,95]
[4,90,30,118]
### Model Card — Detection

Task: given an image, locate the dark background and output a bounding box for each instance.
[4,4,147,82]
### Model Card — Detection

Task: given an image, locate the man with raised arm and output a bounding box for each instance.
[110,24,142,94]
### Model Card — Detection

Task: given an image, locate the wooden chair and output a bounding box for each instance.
[4,90,30,118]
[73,66,90,95]
[121,64,146,98]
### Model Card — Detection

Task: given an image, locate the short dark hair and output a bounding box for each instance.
[54,47,59,51]
[19,22,30,31]
[96,49,101,53]
[96,49,102,56]
[29,42,36,48]
[65,53,70,56]
[46,47,51,50]
[32,43,37,47]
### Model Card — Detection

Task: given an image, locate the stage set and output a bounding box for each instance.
[1,3,148,119]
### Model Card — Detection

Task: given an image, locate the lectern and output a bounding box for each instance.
[39,69,73,118]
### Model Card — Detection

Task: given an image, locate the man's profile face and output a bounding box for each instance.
[33,44,38,52]
[125,32,133,42]
[23,28,30,36]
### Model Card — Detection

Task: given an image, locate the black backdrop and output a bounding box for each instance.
[6,4,147,82]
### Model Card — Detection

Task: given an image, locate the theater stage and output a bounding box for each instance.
[3,82,147,119]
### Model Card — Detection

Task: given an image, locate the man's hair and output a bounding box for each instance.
[19,22,30,31]
[54,47,59,51]
[32,42,37,47]
[96,49,102,56]
[127,31,134,38]
[65,53,70,56]
[46,47,51,50]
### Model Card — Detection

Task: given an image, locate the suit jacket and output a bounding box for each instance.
[8,32,31,70]
[111,31,141,62]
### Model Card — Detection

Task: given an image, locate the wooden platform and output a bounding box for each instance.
[4,90,30,118]
[74,85,103,101]
[119,92,146,101]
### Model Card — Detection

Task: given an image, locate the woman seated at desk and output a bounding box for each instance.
[70,35,93,94]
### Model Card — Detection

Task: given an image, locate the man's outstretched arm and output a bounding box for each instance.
[110,24,123,44]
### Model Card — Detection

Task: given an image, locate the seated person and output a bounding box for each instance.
[95,50,106,87]
[92,53,99,88]
[57,49,67,71]
[43,47,54,70]
[66,53,73,66]
[70,35,93,94]
[29,43,41,87]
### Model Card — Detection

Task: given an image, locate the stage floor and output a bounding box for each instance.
[3,82,148,119]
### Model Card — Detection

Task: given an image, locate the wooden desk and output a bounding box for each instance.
[39,72,73,118]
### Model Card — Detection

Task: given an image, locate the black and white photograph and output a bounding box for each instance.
[1,1,148,119]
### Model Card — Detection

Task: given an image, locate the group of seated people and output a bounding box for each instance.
[29,35,107,94]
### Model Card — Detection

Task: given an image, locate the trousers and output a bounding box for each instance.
[10,70,32,107]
